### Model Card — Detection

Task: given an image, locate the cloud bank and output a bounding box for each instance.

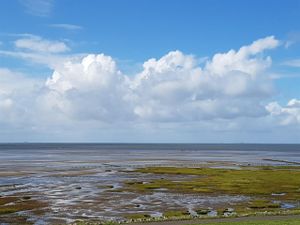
[1,35,299,141]
[44,36,278,122]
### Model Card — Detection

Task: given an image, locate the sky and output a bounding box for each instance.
[0,0,300,143]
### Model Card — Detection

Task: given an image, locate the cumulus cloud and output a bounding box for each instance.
[266,99,300,125]
[24,36,276,125]
[15,35,69,53]
[44,54,134,121]
[1,35,298,141]
[130,36,278,121]
[205,36,279,76]
[0,68,42,125]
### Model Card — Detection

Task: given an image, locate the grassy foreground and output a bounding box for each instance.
[192,219,300,225]
[73,218,300,225]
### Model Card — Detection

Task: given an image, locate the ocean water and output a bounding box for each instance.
[0,143,300,223]
[1,143,300,163]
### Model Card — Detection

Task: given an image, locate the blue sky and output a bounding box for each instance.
[1,1,300,61]
[0,0,300,142]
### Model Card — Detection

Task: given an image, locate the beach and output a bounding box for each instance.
[1,144,300,224]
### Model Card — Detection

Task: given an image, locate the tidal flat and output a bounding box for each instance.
[121,166,300,221]
[1,143,300,224]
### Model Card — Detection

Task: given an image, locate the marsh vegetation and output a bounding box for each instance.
[118,166,300,222]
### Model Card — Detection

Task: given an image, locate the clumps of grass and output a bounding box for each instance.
[0,196,18,205]
[0,207,20,214]
[102,222,119,225]
[0,215,34,225]
[97,185,114,189]
[125,213,151,220]
[195,208,211,215]
[118,166,300,220]
[196,218,300,225]
[163,210,190,218]
[0,198,47,215]
[125,180,144,185]
[216,208,237,217]
[73,221,119,225]
[249,199,280,209]
[123,210,191,222]
[131,166,300,198]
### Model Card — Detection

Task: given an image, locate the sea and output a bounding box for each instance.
[1,143,300,166]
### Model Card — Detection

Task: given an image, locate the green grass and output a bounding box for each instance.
[129,166,300,199]
[163,210,190,218]
[125,213,151,220]
[118,166,300,221]
[74,221,119,225]
[192,219,300,225]
[249,200,280,209]
[0,197,47,215]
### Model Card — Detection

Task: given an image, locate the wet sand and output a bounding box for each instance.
[1,144,300,224]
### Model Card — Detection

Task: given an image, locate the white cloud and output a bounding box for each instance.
[20,0,54,17]
[49,24,83,30]
[205,36,279,76]
[266,99,300,125]
[44,54,134,121]
[0,68,42,125]
[15,35,70,53]
[5,36,278,123]
[1,35,299,142]
[130,37,277,121]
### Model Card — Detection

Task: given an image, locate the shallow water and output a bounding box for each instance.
[0,143,300,223]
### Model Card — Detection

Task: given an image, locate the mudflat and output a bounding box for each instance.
[1,143,300,224]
